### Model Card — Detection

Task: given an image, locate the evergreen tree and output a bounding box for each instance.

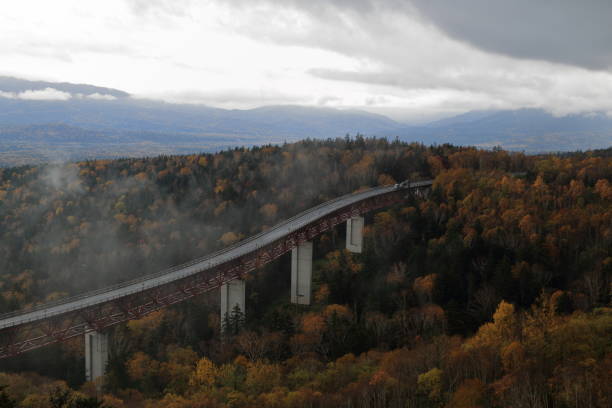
[222,304,246,337]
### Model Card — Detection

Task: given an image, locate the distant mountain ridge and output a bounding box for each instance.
[0,76,129,98]
[394,109,612,152]
[0,77,611,165]
[0,98,398,137]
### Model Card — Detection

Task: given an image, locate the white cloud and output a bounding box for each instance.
[83,93,117,100]
[0,87,72,100]
[19,88,72,100]
[0,88,119,101]
[0,91,16,99]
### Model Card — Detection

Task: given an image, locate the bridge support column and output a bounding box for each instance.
[85,331,108,384]
[291,241,313,305]
[221,279,246,328]
[346,216,364,253]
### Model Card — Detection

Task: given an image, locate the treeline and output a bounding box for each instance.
[0,138,610,407]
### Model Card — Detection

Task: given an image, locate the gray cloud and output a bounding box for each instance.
[411,0,612,70]
[225,0,612,71]
[216,0,612,119]
[222,0,408,60]
[308,67,555,95]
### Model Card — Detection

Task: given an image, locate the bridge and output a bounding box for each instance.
[0,180,432,382]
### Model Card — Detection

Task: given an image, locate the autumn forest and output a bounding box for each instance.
[0,137,610,407]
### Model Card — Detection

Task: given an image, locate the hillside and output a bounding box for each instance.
[0,139,610,407]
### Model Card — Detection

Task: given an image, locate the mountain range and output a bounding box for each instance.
[0,76,610,166]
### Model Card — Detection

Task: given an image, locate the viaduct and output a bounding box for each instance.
[0,180,432,383]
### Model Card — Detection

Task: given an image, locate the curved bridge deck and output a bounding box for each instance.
[0,180,432,358]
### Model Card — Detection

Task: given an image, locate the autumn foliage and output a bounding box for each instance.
[0,139,610,407]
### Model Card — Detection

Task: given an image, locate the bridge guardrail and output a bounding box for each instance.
[0,182,430,327]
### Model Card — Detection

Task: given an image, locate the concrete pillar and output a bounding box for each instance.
[220,279,246,324]
[346,216,364,253]
[291,241,313,305]
[85,331,108,383]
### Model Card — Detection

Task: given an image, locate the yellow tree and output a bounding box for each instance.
[189,358,217,389]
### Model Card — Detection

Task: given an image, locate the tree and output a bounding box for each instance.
[245,361,282,395]
[189,358,217,389]
[49,388,71,408]
[223,304,246,337]
[447,379,488,408]
[259,203,278,220]
[0,386,16,408]
[219,231,241,246]
[417,367,443,405]
[48,388,106,408]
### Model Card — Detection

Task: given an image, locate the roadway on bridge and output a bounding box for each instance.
[0,180,432,331]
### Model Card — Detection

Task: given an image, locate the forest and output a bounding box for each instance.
[0,137,610,407]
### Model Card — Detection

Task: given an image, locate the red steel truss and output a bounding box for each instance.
[0,187,429,359]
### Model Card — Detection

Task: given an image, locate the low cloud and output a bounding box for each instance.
[78,93,117,101]
[20,88,72,100]
[151,89,306,108]
[0,87,118,101]
[0,87,72,101]
[40,163,84,194]
[316,95,342,106]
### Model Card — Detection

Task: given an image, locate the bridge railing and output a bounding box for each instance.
[0,183,416,326]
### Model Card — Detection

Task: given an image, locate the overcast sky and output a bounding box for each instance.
[2,0,612,122]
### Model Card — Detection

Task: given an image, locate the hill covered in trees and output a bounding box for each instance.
[0,138,610,407]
